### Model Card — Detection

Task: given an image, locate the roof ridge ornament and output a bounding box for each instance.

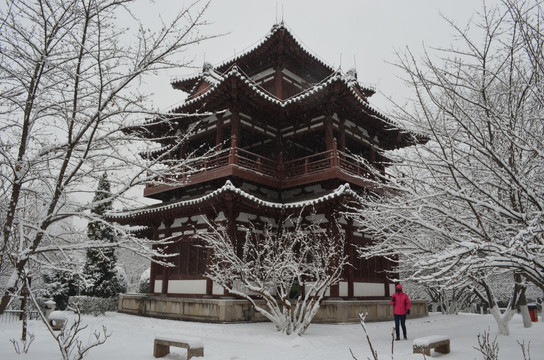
[230,64,240,74]
[202,62,214,73]
[346,68,358,80]
[271,21,286,33]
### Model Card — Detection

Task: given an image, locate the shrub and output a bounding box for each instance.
[138,268,150,294]
[68,296,118,316]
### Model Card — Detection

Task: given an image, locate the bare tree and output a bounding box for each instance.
[347,0,543,335]
[0,0,216,316]
[198,213,348,336]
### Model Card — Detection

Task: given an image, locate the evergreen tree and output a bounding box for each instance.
[42,268,84,310]
[83,173,126,298]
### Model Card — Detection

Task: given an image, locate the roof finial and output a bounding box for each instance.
[202,61,213,73]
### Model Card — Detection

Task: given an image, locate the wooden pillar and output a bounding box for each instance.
[230,77,240,149]
[161,267,169,295]
[228,102,240,166]
[216,114,224,149]
[202,212,214,297]
[324,115,334,152]
[149,224,159,294]
[338,120,346,152]
[369,146,376,164]
[332,138,339,167]
[326,212,340,298]
[346,219,354,298]
[179,141,187,160]
[229,135,238,165]
[161,219,173,296]
[224,193,238,296]
[230,106,240,149]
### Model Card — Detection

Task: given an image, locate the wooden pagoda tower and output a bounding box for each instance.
[111,23,425,320]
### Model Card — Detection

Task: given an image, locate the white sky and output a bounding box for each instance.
[135,0,502,114]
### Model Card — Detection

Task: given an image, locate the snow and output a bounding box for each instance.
[48,311,68,321]
[1,312,543,359]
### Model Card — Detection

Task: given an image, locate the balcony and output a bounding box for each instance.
[144,146,382,198]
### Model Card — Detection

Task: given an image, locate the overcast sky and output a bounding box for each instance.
[137,0,502,113]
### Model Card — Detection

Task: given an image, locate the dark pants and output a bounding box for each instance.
[394,314,407,338]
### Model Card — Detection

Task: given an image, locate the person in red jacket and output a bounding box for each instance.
[390,283,411,340]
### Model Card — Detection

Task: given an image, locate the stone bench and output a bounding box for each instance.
[153,336,204,359]
[413,335,450,356]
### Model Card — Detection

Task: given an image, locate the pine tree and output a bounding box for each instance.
[83,173,125,298]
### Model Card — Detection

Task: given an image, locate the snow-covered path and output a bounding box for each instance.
[1,311,542,359]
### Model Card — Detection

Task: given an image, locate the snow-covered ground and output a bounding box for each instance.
[1,311,542,359]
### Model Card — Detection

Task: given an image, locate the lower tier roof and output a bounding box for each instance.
[108,180,365,224]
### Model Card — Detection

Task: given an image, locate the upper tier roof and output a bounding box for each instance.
[124,22,427,151]
[129,64,421,150]
[171,22,375,98]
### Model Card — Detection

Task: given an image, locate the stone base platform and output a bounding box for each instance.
[118,294,428,323]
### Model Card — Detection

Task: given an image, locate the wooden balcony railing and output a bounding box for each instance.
[145,145,379,197]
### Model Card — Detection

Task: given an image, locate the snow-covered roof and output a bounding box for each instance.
[172,22,337,90]
[172,64,390,127]
[222,22,334,73]
[139,143,172,159]
[108,180,363,220]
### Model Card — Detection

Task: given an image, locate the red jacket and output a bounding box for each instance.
[390,285,411,315]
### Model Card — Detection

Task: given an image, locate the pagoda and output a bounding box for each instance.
[112,23,427,322]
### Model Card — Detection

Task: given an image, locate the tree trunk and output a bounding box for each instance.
[519,304,532,328]
[489,305,515,336]
[515,274,532,328]
[20,282,28,341]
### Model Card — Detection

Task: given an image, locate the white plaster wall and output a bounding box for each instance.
[389,284,396,296]
[191,215,207,224]
[154,280,162,293]
[215,211,226,222]
[168,279,207,294]
[353,282,385,297]
[339,281,348,297]
[172,217,189,227]
[259,216,277,227]
[237,212,257,223]
[212,282,224,296]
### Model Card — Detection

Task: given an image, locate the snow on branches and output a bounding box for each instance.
[197,213,348,336]
[346,0,544,335]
